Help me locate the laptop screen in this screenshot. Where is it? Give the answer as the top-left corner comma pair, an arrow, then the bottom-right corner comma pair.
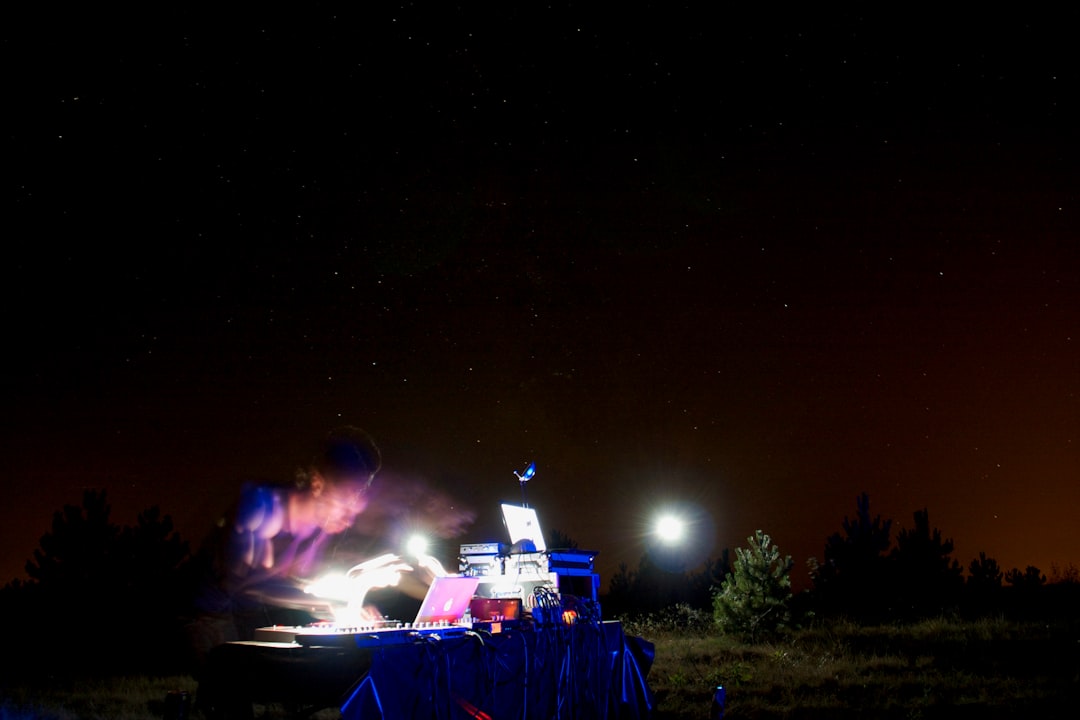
500,503 -> 547,552
413,575 -> 481,625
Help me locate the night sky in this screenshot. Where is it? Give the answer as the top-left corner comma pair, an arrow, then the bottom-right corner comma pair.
4,6 -> 1078,592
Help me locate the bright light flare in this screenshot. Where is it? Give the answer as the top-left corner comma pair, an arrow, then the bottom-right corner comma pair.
655,514 -> 686,544
303,572 -> 353,602
305,553 -> 413,609
405,533 -> 429,557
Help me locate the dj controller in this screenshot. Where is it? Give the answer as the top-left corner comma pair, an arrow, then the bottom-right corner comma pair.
249,619 -> 471,649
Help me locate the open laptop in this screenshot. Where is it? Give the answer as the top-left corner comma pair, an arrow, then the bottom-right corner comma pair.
500,503 -> 547,552
412,575 -> 481,626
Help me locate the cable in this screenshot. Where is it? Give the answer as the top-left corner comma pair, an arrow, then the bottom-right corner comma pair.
520,629 -> 529,720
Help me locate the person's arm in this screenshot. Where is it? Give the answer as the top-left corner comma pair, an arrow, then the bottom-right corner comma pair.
224,484 -> 292,599
233,484 -> 285,571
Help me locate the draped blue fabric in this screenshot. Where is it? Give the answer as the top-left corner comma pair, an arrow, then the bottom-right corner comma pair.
341,621 -> 654,720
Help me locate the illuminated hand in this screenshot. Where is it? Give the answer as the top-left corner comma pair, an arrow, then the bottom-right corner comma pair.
415,553 -> 446,580
304,553 -> 413,605
333,603 -> 385,627
389,553 -> 447,600
347,553 -> 414,588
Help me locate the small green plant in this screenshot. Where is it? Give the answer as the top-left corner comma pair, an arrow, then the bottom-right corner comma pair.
667,670 -> 689,688
713,530 -> 794,642
718,659 -> 754,687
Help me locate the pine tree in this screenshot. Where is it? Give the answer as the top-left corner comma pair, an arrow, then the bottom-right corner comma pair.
1005,565 -> 1046,590
25,489 -> 120,615
890,508 -> 963,617
967,552 -> 1003,592
811,492 -> 893,619
712,530 -> 793,642
18,489 -> 192,673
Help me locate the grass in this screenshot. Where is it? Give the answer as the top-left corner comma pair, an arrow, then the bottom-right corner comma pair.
3,614 -> 1077,719
0,675 -> 198,720
625,610 -> 1080,719
0,675 -> 345,720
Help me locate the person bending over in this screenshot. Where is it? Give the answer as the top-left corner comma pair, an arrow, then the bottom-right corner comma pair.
188,426 -> 384,661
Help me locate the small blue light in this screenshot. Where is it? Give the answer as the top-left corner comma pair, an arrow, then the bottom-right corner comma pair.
711,686 -> 726,719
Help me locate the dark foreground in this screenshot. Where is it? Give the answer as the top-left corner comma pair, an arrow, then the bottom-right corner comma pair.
635,614 -> 1080,719
2,617 -> 1078,719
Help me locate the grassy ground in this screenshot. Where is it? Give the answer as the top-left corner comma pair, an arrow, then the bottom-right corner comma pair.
0,675 -> 199,720
3,616 -> 1078,719
0,675 -> 344,720
626,612 -> 1080,719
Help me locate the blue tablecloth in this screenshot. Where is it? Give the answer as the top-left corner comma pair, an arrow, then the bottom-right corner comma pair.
341,621 -> 655,719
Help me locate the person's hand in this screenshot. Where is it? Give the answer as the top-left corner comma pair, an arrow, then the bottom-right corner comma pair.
346,553 -> 414,589
247,585 -> 337,618
303,554 -> 412,606
394,553 -> 446,599
333,603 -> 386,626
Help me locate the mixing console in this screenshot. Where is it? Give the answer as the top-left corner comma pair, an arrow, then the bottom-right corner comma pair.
253,620 -> 470,648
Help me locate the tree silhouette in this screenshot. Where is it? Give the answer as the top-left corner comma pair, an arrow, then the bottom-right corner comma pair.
810,492 -> 893,620
1048,562 -> 1079,585
604,549 -> 728,617
963,551 -> 1004,616
605,550 -> 682,615
114,505 -> 191,666
26,489 -> 121,617
686,551 -> 731,610
606,561 -> 635,613
547,528 -> 579,549
889,508 -> 963,618
11,489 -> 191,675
967,552 -> 1003,592
1005,565 -> 1046,590
118,505 -> 190,597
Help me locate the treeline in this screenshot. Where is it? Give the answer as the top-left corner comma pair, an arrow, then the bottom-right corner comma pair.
0,489 -> 193,677
604,492 -> 1080,624
807,492 -> 1076,622
3,489 -> 1077,677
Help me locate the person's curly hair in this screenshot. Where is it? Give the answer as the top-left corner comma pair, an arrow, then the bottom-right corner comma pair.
295,426 -> 381,488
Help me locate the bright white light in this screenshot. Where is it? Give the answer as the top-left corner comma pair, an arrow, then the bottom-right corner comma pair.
304,572 -> 351,601
655,514 -> 685,544
306,554 -> 412,607
406,534 -> 429,557
416,553 -> 447,577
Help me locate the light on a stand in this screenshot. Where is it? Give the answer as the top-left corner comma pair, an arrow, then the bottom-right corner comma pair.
655,514 -> 686,544
513,461 -> 536,507
405,534 -> 429,558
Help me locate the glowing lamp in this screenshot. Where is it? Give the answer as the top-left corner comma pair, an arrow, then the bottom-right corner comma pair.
655,514 -> 685,544
406,533 -> 429,558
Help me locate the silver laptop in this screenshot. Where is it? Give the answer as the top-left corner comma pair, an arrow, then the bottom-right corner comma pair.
500,503 -> 547,552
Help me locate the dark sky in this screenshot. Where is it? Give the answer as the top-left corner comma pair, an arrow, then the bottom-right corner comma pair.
4,6 -> 1078,591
